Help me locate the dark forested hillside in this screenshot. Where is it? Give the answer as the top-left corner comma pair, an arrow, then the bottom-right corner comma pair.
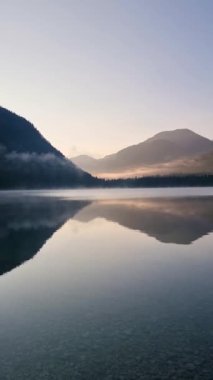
0,106 -> 63,156
0,106 -> 96,188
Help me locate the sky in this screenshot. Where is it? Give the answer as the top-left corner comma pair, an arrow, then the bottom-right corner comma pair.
1,0 -> 213,158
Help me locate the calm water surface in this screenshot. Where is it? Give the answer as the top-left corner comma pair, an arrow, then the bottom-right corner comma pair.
0,188 -> 213,380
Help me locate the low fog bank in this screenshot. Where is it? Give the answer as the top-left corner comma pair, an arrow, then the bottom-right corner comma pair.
0,145 -> 95,188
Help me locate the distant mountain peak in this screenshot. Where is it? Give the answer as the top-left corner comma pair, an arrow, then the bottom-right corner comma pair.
148,128 -> 208,142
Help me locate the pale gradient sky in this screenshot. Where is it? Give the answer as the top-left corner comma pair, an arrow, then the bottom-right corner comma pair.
1,0 -> 213,157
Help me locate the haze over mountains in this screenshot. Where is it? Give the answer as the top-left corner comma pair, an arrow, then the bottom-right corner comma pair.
0,105 -> 212,188
72,129 -> 213,179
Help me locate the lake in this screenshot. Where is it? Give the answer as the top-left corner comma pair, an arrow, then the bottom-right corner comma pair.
0,188 -> 213,380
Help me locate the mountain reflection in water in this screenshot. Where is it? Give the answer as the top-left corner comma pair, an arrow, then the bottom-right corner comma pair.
0,196 -> 90,276
0,194 -> 213,276
74,197 -> 213,244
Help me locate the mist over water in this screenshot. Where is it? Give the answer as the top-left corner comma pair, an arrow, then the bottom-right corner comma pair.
0,188 -> 213,380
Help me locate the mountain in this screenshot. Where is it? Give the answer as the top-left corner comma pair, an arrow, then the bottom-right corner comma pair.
72,129 -> 213,178
0,106 -> 63,157
1,107 -> 212,187
0,106 -> 95,188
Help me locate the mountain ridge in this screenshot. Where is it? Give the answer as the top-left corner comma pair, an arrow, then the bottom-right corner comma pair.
0,106 -> 64,157
72,129 -> 213,178
0,106 -> 95,188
